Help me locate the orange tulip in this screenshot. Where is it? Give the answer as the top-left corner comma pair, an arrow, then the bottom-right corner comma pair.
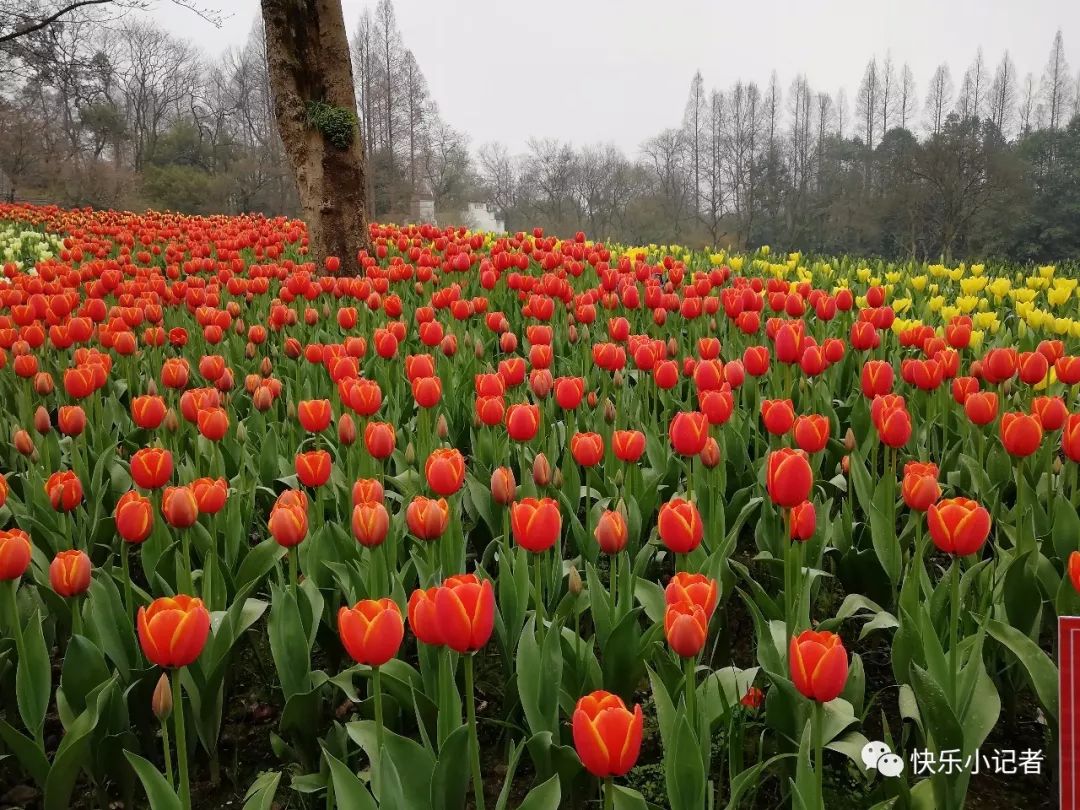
789,629 -> 849,702
352,478 -> 385,506
115,490 -> 153,543
131,447 -> 173,490
571,691 -> 643,778
657,497 -> 703,554
162,486 -> 199,528
295,450 -> 332,487
766,448 -> 813,508
57,405 -> 86,437
510,497 -> 562,553
132,395 -> 168,429
407,586 -> 443,646
425,448 -> 465,496
570,432 -> 605,467
50,549 -> 92,597
364,421 -> 396,459
137,595 -> 211,668
297,399 -> 332,432
999,411 -> 1043,457
45,470 -> 82,511
338,598 -> 404,666
406,496 -> 450,541
190,477 -> 228,514
594,509 -> 628,555
1069,551 -> 1080,595
664,600 -> 709,657
434,574 -> 495,653
351,502 -> 390,547
0,529 -> 32,581
928,498 -> 991,556
269,494 -> 308,547
902,462 -> 940,512
669,411 -> 709,455
664,572 -> 718,617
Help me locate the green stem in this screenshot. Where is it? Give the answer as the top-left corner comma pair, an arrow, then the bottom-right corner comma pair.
289,546 -> 299,596
173,668 -> 191,810
70,596 -> 82,637
814,700 -> 825,808
464,654 -> 485,810
161,713 -> 175,791
373,666 -> 384,755
949,560 -> 960,705
684,656 -> 696,723
121,542 -> 134,622
533,552 -> 545,639
603,776 -> 614,810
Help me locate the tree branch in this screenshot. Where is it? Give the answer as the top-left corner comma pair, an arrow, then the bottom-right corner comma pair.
1,0 -> 115,43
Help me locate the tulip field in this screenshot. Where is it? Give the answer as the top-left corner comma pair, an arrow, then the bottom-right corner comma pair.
0,202 -> 1072,809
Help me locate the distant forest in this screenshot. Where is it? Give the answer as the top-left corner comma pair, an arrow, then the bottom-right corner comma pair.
2,1 -> 1080,262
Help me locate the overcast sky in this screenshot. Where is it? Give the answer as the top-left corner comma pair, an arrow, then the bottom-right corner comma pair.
150,0 -> 1080,153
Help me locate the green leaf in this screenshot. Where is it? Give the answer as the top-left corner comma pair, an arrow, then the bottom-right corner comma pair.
59,634 -> 110,719
517,773 -> 561,810
517,617 -> 562,737
235,539 -> 287,595
16,609 -> 51,742
346,720 -> 435,809
430,724 -> 471,810
665,713 -> 706,810
241,771 -> 282,810
43,677 -> 117,810
722,753 -> 792,810
0,719 -> 49,787
985,617 -> 1059,722
612,785 -> 650,810
324,748 -> 378,810
869,477 -> 900,584
267,584 -> 311,700
124,751 -> 182,810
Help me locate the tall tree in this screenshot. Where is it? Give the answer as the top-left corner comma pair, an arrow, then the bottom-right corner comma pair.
260,0 -> 371,268
924,64 -> 953,135
898,64 -> 916,130
1041,29 -> 1072,131
682,70 -> 707,218
988,51 -> 1017,136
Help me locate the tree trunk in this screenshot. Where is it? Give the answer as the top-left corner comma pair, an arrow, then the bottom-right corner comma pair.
260,0 -> 371,273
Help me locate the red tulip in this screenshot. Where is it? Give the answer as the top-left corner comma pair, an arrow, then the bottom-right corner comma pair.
664,601 -> 708,657
928,498 -> 992,556
162,486 -> 199,528
766,448 -> 813,508
45,470 -> 82,511
594,509 -> 628,555
612,430 -> 646,463
964,391 -> 998,426
999,412 -> 1043,457
352,502 -> 390,547
902,462 -> 940,512
657,497 -> 703,553
408,586 -> 443,646
664,572 -> 718,617
434,574 -> 495,653
1032,396 -> 1067,431
50,549 -> 91,597
789,500 -> 816,541
0,529 -> 32,581
286,447 -> 330,488
789,630 -> 848,702
297,399 -> 332,432
406,496 -> 450,541
669,411 -> 709,456
364,422 -> 396,459
115,490 -> 153,543
571,691 -> 643,778
131,448 -> 173,490
338,599 -> 404,666
793,414 -> 830,454
761,399 -> 795,436
510,497 -> 562,553
138,595 -> 211,668
570,432 -> 604,467
506,403 -> 540,442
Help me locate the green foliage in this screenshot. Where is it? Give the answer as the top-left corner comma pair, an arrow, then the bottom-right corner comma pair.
306,101 -> 357,150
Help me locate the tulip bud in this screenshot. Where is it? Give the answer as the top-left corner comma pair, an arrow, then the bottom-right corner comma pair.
286,401 -> 296,420
613,370 -> 623,389
532,453 -> 551,487
1002,378 -> 1013,396
164,409 -> 179,432
603,399 -> 616,424
13,429 -> 33,455
491,467 -> 516,505
475,341 -> 485,359
587,391 -> 598,409
553,468 -> 564,488
843,428 -> 856,452
235,422 -> 248,443
253,386 -> 273,412
34,406 -> 51,435
437,414 -> 449,439
404,442 -> 415,465
568,565 -> 583,596
614,468 -> 624,487
339,413 -> 357,446
841,455 -> 850,475
1054,457 -> 1064,476
667,338 -> 679,357
700,437 -> 721,469
152,672 -> 173,721
34,372 -> 54,395
146,378 -> 159,396
322,303 -> 331,319
245,341 -> 256,359
568,325 -> 578,344
709,317 -> 718,331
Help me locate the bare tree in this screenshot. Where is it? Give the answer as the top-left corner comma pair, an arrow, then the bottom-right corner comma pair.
987,51 -> 1017,136
682,70 -> 707,218
897,64 -> 916,130
857,57 -> 878,149
1041,29 -> 1072,130
640,128 -> 691,239
1018,71 -> 1037,134
834,87 -> 848,138
877,53 -> 895,140
476,141 -> 516,222
1,1 -> 221,44
924,63 -> 953,135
